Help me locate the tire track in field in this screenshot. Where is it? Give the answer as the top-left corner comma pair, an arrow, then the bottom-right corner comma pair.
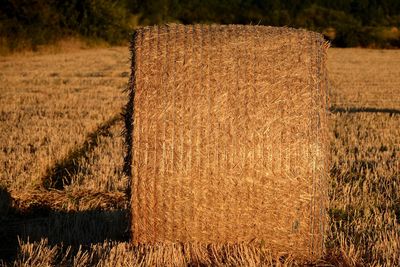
41,114 -> 122,190
330,106 -> 400,115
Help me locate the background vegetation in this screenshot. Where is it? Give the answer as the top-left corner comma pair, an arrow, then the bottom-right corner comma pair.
1,0 -> 400,52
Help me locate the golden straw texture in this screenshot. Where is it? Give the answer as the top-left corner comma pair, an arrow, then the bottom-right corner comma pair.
126,24 -> 329,261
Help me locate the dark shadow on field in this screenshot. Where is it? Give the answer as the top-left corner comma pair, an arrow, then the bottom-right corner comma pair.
330,106 -> 400,115
0,206 -> 129,263
41,114 -> 121,190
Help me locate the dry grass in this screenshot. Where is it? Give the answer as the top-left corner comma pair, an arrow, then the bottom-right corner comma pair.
0,46 -> 399,266
0,47 -> 129,191
328,112 -> 400,266
329,48 -> 400,110
0,37 -> 112,57
326,48 -> 400,266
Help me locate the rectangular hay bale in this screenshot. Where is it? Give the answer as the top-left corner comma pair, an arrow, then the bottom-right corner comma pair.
126,24 -> 329,261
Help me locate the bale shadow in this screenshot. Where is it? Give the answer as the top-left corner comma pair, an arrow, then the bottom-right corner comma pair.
0,206 -> 129,263
0,185 -> 12,219
41,115 -> 121,190
330,106 -> 400,115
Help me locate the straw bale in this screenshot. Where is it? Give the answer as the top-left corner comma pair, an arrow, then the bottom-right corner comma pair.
126,24 -> 329,261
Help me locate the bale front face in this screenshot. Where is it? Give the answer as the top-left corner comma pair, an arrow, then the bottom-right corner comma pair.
128,24 -> 329,261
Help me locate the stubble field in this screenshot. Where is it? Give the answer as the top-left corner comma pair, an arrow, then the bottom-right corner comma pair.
0,47 -> 399,266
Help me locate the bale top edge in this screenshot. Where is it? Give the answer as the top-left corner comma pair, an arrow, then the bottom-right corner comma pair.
131,23 -> 325,41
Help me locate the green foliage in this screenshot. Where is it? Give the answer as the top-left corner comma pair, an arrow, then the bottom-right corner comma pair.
295,5 -> 358,30
1,0 -> 400,50
0,0 -> 61,50
129,0 -> 400,48
334,24 -> 364,47
0,0 -> 133,51
56,0 -> 132,44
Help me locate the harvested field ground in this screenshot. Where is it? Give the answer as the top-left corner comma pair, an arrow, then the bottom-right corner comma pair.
0,47 -> 399,266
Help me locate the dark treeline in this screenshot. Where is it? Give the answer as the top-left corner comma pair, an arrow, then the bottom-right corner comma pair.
1,0 -> 400,52
0,0 -> 133,51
